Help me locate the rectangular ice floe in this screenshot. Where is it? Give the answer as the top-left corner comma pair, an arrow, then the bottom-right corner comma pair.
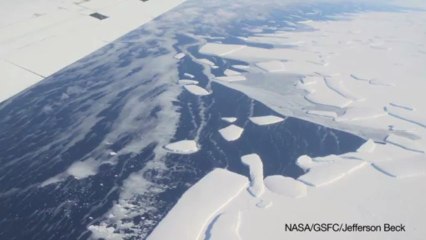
164,140 -> 199,154
148,168 -> 248,240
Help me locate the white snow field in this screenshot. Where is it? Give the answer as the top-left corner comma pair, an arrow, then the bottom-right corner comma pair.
183,84 -> 211,96
150,7 -> 426,240
164,140 -> 199,154
0,0 -> 186,102
151,140 -> 426,239
249,115 -> 284,126
218,124 -> 244,141
147,168 -> 249,240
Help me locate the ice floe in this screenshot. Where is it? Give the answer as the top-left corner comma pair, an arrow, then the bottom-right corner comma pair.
224,69 -> 242,76
218,124 -> 244,141
255,60 -> 286,72
199,43 -> 246,56
249,115 -> 284,126
215,75 -> 247,82
178,79 -> 199,85
206,212 -> 241,240
221,117 -> 237,123
196,58 -> 216,67
184,73 -> 195,78
372,154 -> 426,178
264,175 -> 307,198
385,134 -> 425,153
147,168 -> 248,240
306,110 -> 338,119
164,140 -> 199,154
297,155 -> 367,187
174,52 -> 186,60
183,84 -> 211,96
241,154 -> 265,197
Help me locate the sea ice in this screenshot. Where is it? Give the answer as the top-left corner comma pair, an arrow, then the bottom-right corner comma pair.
196,58 -> 216,67
206,212 -> 241,240
241,154 -> 265,197
255,60 -> 286,72
184,73 -> 195,78
224,69 -> 242,76
215,75 -> 247,82
183,84 -> 211,96
221,117 -> 237,123
264,175 -> 307,198
174,52 -> 186,60
249,115 -> 284,126
306,110 -> 338,119
218,125 -> 244,141
178,79 -> 199,85
385,134 -> 425,153
297,155 -> 367,187
199,43 -> 246,56
164,140 -> 199,154
147,168 -> 248,240
372,154 -> 426,178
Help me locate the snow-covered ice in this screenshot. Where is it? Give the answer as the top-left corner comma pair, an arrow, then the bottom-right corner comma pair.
241,154 -> 265,197
178,79 -> 199,85
218,125 -> 244,141
249,115 -> 284,126
224,69 -> 242,76
164,140 -> 199,154
206,212 -> 241,240
183,84 -> 211,96
255,60 -> 286,72
147,168 -> 248,240
174,52 -> 186,60
215,75 -> 247,82
297,155 -> 367,187
264,175 -> 307,198
221,117 -> 237,123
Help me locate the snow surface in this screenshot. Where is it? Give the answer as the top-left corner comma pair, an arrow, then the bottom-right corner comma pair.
249,115 -> 284,126
149,6 -> 426,240
183,84 -> 211,96
218,125 -> 244,141
241,154 -> 265,197
215,75 -> 247,82
264,175 -> 307,198
224,69 -> 242,76
147,168 -> 248,240
164,140 -> 199,154
255,60 -> 286,72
